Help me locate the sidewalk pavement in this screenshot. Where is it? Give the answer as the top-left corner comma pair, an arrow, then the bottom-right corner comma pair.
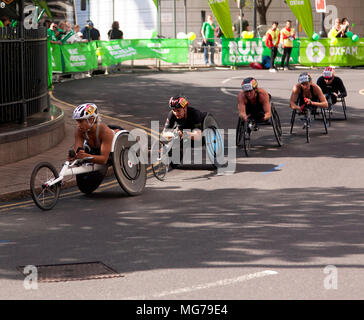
0,96 -> 137,202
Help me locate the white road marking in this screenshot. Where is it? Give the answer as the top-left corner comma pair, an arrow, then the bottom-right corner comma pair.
125,270 -> 278,299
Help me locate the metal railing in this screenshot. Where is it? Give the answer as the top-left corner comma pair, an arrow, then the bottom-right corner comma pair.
0,26 -> 49,124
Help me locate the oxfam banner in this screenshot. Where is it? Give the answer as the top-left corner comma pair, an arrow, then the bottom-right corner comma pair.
222,38 -> 300,66
98,39 -> 189,65
300,38 -> 364,66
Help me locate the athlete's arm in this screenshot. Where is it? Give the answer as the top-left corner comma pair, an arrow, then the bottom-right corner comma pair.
260,90 -> 272,120
237,91 -> 248,121
289,84 -> 301,110
311,84 -> 328,108
76,125 -> 114,164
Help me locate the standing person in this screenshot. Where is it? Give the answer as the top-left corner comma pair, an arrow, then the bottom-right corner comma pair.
67,24 -> 87,43
328,18 -> 344,38
201,15 -> 216,66
82,20 -> 100,41
233,13 -> 249,38
265,22 -> 280,72
47,22 -> 62,44
340,18 -> 350,37
108,21 -> 123,40
280,20 -> 295,70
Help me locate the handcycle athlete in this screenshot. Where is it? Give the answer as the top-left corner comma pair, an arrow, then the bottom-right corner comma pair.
236,77 -> 282,156
152,95 -> 223,179
30,103 -> 147,210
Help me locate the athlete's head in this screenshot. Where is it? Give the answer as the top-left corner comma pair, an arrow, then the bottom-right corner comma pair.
298,72 -> 312,87
73,103 -> 99,131
169,95 -> 188,119
323,66 -> 335,82
242,77 -> 258,98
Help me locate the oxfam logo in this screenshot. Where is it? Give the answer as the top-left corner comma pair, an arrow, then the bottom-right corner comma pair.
306,42 -> 326,63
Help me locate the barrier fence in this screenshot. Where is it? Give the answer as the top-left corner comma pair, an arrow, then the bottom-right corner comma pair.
49,37 -> 364,80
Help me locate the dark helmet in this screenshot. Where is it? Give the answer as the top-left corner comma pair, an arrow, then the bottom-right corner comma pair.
169,95 -> 189,109
241,77 -> 258,92
298,72 -> 312,84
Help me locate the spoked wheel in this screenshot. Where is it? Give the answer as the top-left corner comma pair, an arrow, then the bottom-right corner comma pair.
321,108 -> 328,134
30,162 -> 61,211
242,122 -> 252,157
236,118 -> 244,147
305,109 -> 311,143
151,141 -> 169,181
271,106 -> 283,147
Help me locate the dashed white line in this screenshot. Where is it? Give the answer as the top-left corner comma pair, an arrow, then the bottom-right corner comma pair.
125,270 -> 278,299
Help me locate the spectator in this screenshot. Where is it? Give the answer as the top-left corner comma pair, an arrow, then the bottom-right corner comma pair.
265,21 -> 280,72
201,15 -> 216,66
233,13 -> 249,38
82,20 -> 100,41
108,21 -> 123,40
67,24 -> 87,43
47,22 -> 62,44
0,16 -> 11,27
341,18 -> 351,37
328,18 -> 345,38
280,20 -> 295,70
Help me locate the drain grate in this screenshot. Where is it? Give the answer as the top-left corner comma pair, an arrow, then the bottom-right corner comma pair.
17,261 -> 123,283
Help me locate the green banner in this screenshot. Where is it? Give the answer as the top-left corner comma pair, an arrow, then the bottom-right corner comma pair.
61,42 -> 98,73
50,44 -> 63,72
300,38 -> 364,66
98,39 -> 189,65
152,0 -> 158,8
47,39 -> 52,89
286,0 -> 314,38
208,0 -> 234,39
222,38 -> 300,66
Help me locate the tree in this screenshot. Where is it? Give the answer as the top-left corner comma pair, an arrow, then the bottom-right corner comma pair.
256,0 -> 273,25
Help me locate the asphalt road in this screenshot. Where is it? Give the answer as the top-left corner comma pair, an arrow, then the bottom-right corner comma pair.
1,67 -> 364,300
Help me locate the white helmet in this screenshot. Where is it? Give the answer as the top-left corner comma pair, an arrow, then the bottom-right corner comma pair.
73,103 -> 98,120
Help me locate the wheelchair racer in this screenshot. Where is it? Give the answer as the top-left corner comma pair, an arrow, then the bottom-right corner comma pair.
69,103 -> 123,165
290,72 -> 328,112
316,67 -> 347,109
237,77 -> 271,123
162,95 -> 207,142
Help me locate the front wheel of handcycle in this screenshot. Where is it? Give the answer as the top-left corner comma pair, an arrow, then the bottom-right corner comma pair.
30,162 -> 61,211
151,141 -> 169,181
271,105 -> 283,147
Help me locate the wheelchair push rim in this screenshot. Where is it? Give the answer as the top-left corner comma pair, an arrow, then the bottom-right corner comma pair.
30,162 -> 61,211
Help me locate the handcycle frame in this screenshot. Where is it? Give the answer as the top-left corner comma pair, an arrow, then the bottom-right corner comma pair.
151,113 -> 224,181
326,95 -> 347,126
236,103 -> 283,157
290,105 -> 328,143
30,130 -> 147,210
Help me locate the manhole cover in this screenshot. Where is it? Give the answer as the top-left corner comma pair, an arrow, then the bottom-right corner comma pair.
17,261 -> 123,283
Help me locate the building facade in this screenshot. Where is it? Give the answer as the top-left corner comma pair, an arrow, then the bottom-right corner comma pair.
86,0 -> 363,40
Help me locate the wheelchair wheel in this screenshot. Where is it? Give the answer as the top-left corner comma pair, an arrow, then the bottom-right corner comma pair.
236,118 -> 244,147
151,141 -> 169,181
242,122 -> 251,157
321,108 -> 328,134
305,108 -> 311,143
30,162 -> 61,211
76,167 -> 108,195
112,132 -> 146,196
204,127 -> 224,167
341,97 -> 347,120
271,105 -> 283,147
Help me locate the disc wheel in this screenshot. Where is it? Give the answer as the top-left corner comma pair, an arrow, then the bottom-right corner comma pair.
30,162 -> 61,211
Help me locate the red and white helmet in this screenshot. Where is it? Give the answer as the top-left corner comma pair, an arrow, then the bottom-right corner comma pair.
323,66 -> 335,79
